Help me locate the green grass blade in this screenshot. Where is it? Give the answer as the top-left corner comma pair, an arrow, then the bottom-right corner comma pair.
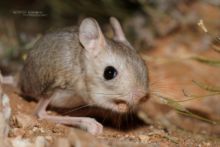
190,56 -> 220,67
154,94 -> 217,125
212,45 -> 220,53
193,80 -> 220,92
177,111 -> 217,125
181,90 -> 220,102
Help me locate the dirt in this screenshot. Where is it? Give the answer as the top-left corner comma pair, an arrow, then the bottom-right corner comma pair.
1,2 -> 220,146
1,35 -> 220,146
3,87 -> 219,147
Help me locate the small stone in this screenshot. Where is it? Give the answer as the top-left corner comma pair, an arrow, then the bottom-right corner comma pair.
45,136 -> 53,142
205,142 -> 211,146
35,136 -> 47,147
14,112 -> 37,129
138,134 -> 149,143
10,128 -> 26,137
125,134 -> 129,138
39,128 -> 45,133
54,138 -> 70,147
11,136 -> 33,147
0,93 -> 11,138
0,113 -> 9,138
32,127 -> 39,132
68,129 -> 108,147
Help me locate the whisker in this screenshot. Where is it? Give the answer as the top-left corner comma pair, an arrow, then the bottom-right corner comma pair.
149,80 -> 179,87
128,109 -> 132,126
125,112 -> 128,128
102,110 -> 108,124
61,95 -> 122,115
89,92 -> 124,96
150,82 -> 174,87
61,103 -> 95,115
118,114 -> 121,130
150,91 -> 180,100
86,91 -> 128,102
88,91 -> 130,97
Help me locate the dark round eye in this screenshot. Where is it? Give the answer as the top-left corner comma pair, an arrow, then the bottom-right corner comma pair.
103,66 -> 118,80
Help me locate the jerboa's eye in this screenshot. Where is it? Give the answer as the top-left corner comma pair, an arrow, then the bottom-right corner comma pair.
103,66 -> 118,80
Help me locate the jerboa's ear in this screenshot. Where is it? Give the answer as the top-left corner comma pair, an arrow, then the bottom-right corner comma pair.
79,18 -> 106,56
110,17 -> 133,49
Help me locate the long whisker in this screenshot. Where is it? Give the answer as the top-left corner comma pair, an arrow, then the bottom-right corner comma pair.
61,103 -> 94,115
150,91 -> 173,96
102,109 -> 108,124
95,92 -> 132,100
60,89 -> 137,116
91,92 -> 123,96
61,94 -> 123,115
87,90 -> 129,96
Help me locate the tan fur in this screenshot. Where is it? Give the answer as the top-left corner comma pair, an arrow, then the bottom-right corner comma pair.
20,17 -> 149,112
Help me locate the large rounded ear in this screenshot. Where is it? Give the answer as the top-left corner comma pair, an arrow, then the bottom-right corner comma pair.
79,18 -> 106,56
110,17 -> 133,49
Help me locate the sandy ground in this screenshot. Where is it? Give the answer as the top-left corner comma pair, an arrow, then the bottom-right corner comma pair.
1,36 -> 220,146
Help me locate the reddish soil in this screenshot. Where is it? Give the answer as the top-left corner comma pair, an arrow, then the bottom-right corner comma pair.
2,37 -> 220,146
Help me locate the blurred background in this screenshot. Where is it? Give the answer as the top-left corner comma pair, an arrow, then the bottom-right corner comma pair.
1,0 -> 220,141
0,0 -> 220,74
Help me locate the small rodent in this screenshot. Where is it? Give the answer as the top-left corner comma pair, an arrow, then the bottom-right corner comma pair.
19,17 -> 149,135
